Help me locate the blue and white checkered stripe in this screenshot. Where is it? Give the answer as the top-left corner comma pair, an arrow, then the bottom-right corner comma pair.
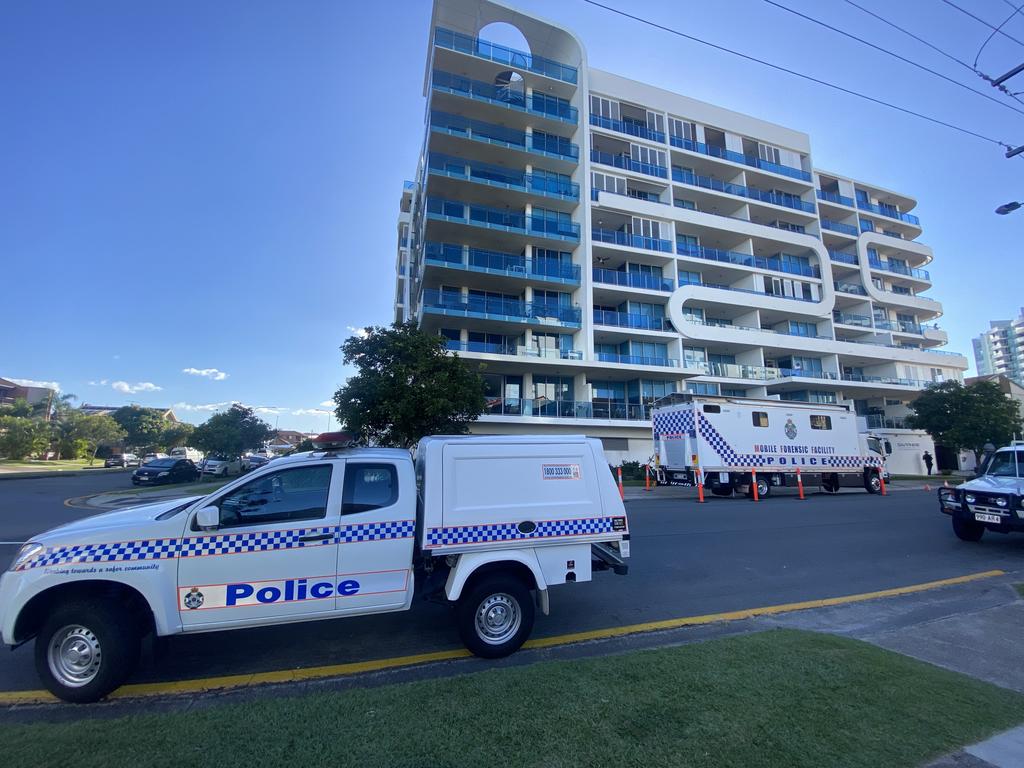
653,410 -> 695,440
19,520 -> 416,570
19,537 -> 180,571
426,516 -> 615,548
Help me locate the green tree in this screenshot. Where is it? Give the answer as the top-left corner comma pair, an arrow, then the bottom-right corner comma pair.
191,405 -> 272,457
0,416 -> 50,460
111,406 -> 167,453
161,422 -> 195,451
332,322 -> 486,448
907,380 -> 1023,463
0,398 -> 33,418
71,413 -> 126,463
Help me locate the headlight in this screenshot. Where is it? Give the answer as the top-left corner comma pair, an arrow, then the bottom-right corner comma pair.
996,497 -> 1008,508
9,542 -> 44,572
1019,498 -> 1024,509
965,493 -> 976,504
157,471 -> 170,477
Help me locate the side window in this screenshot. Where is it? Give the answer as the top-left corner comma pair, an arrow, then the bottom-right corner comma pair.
702,404 -> 721,414
752,412 -> 769,427
810,415 -> 832,430
343,463 -> 399,515
214,465 -> 333,528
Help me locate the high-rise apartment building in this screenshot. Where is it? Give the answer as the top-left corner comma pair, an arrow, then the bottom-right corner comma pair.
394,0 -> 968,460
973,310 -> 1024,386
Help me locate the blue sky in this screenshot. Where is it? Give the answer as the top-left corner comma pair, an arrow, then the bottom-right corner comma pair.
2,0 -> 1022,431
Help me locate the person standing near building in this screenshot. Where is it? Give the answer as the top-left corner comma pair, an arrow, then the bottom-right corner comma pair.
923,451 -> 934,475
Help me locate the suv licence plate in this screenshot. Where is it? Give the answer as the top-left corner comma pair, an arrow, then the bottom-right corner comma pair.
975,512 -> 1002,524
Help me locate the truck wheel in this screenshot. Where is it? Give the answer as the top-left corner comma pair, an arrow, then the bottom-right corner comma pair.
952,516 -> 985,542
456,576 -> 535,659
864,472 -> 881,494
745,478 -> 770,498
822,476 -> 839,494
34,600 -> 141,704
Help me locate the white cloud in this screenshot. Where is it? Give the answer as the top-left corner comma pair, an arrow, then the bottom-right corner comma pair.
112,381 -> 162,395
172,401 -> 232,413
252,406 -> 284,415
319,400 -> 335,408
182,367 -> 229,381
8,378 -> 61,391
292,408 -> 331,416
346,325 -> 369,339
87,379 -> 109,386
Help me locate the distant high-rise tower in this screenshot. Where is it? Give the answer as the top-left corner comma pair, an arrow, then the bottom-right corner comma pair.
973,310 -> 1024,387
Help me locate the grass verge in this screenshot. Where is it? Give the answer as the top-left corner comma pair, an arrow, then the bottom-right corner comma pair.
0,458 -> 111,473
2,629 -> 1022,768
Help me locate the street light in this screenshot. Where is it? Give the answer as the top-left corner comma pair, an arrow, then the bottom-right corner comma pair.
995,201 -> 1022,215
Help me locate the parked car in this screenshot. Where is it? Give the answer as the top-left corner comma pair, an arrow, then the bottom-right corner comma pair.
169,447 -> 203,463
131,459 -> 200,486
242,454 -> 271,471
939,441 -> 1024,541
104,454 -> 139,469
141,453 -> 169,465
200,455 -> 242,477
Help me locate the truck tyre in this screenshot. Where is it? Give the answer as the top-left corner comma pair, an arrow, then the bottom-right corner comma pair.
34,600 -> 141,704
456,576 -> 535,659
864,471 -> 881,494
822,475 -> 839,494
952,516 -> 985,542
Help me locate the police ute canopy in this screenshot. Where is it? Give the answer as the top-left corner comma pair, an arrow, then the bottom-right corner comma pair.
652,394 -> 890,497
0,433 -> 629,703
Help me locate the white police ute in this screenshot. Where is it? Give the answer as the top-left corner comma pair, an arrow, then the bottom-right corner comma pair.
0,433 -> 629,703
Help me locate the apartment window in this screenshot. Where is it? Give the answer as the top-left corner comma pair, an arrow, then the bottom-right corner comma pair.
590,95 -> 620,121
683,347 -> 707,369
931,368 -> 945,382
679,270 -> 701,285
810,415 -> 832,430
891,286 -> 911,295
682,307 -> 705,321
592,171 -> 626,196
809,391 -> 838,404
687,382 -> 720,396
885,399 -> 902,406
788,321 -> 817,337
859,218 -> 875,233
773,221 -> 806,234
631,216 -> 663,240
674,198 -> 697,210
440,328 -> 461,342
708,353 -> 736,365
752,412 -> 769,427
533,248 -> 573,278
532,130 -> 574,158
631,144 -> 666,169
669,118 -> 697,142
721,388 -> 747,397
855,189 -> 870,205
758,142 -> 782,165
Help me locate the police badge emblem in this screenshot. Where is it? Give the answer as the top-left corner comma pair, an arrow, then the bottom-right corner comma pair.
784,418 -> 798,440
183,587 -> 204,610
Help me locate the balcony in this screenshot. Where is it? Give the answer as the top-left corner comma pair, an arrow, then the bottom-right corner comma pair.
820,219 -> 859,236
422,289 -> 582,327
593,227 -> 673,253
864,414 -> 910,429
590,149 -> 667,179
427,153 -> 579,201
702,281 -> 817,303
431,70 -> 578,124
867,256 -> 930,280
592,267 -> 674,292
672,168 -> 815,213
589,113 -> 665,143
832,310 -> 872,327
834,280 -> 868,296
482,398 -> 652,421
433,27 -> 578,85
593,309 -> 673,331
676,241 -> 820,278
430,111 -> 580,162
816,189 -> 854,207
596,352 -> 680,367
425,242 -> 580,284
856,198 -> 920,226
828,249 -> 858,265
445,340 -> 583,360
426,197 -> 580,242
844,374 -> 933,389
668,135 -> 812,182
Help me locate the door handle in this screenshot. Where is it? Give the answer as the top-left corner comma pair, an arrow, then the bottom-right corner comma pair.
298,533 -> 333,543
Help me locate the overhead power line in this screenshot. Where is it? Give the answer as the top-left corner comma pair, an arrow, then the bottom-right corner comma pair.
579,0 -> 1016,150
763,0 -> 1024,118
971,1 -> 1024,68
939,0 -> 1024,54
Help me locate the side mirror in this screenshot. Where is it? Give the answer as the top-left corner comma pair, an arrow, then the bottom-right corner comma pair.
195,506 -> 219,531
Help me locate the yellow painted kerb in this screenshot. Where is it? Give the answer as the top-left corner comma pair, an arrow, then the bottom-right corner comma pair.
0,568 -> 1005,706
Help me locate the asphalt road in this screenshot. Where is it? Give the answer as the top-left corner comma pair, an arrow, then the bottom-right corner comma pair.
0,479 -> 1021,694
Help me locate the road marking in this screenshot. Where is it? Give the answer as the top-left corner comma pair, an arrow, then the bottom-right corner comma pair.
0,568 -> 1005,706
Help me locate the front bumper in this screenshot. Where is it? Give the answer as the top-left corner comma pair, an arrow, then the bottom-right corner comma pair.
132,475 -> 165,485
938,489 -> 1024,531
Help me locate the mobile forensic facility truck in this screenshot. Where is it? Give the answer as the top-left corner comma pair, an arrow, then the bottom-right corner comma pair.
0,433 -> 629,703
652,395 -> 890,497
